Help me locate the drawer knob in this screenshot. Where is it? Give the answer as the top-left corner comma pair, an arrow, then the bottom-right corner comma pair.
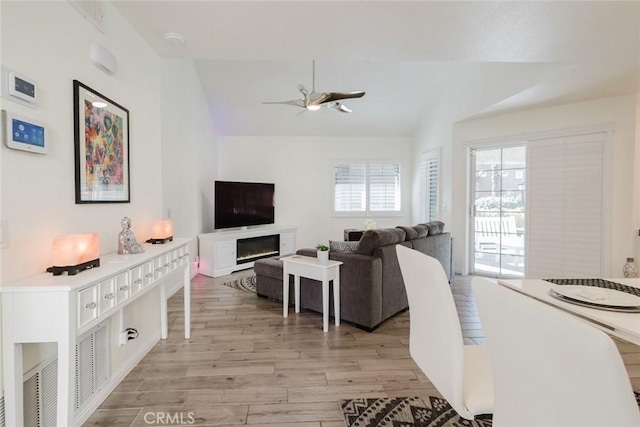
164,263 -> 170,267
85,302 -> 97,310
155,267 -> 163,272
120,285 -> 130,291
104,293 -> 115,300
134,279 -> 143,285
145,273 -> 153,279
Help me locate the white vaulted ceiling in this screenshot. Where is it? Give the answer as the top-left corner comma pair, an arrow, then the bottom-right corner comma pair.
114,1 -> 640,137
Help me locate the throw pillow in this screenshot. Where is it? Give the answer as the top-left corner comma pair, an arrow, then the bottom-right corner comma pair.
329,240 -> 359,253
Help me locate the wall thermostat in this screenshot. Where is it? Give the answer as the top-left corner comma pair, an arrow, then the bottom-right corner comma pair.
2,110 -> 47,154
8,70 -> 37,104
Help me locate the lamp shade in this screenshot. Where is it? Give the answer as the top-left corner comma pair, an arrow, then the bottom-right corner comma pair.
151,220 -> 173,240
51,233 -> 100,267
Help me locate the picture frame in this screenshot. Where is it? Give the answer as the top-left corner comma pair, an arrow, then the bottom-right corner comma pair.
73,80 -> 130,203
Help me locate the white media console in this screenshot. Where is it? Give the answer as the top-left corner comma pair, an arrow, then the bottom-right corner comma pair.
1,238 -> 191,426
198,226 -> 296,277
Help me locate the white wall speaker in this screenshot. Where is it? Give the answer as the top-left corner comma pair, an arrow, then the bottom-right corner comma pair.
89,41 -> 117,76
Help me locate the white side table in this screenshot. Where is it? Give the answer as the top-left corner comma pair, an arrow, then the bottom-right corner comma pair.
281,255 -> 343,332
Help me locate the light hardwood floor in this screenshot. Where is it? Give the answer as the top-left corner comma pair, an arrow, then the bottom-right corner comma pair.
84,272 -> 640,426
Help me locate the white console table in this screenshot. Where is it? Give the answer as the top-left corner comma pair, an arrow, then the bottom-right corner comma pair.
198,226 -> 296,277
1,238 -> 191,427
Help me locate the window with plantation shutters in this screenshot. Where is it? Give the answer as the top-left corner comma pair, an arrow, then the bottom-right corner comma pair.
334,163 -> 366,212
333,161 -> 401,216
369,163 -> 401,213
419,151 -> 440,222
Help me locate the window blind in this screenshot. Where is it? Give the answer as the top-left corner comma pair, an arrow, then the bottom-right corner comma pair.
334,163 -> 366,212
527,133 -> 605,278
333,162 -> 401,215
369,163 -> 401,212
419,154 -> 439,222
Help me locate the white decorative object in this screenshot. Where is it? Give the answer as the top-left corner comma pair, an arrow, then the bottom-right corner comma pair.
363,219 -> 377,230
317,250 -> 329,265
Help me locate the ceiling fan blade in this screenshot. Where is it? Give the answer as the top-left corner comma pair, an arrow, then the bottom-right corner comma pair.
261,99 -> 305,108
321,91 -> 366,104
328,102 -> 352,113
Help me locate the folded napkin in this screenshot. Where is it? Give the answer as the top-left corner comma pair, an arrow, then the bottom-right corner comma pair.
574,288 -> 608,302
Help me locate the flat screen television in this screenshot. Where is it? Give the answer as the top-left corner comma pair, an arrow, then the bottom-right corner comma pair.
214,180 -> 275,229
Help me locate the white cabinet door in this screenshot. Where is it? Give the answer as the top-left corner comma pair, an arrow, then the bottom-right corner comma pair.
214,240 -> 236,269
280,232 -> 296,256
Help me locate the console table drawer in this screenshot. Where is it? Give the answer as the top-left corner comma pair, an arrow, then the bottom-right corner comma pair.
154,256 -> 165,280
98,278 -> 116,315
143,260 -> 154,287
78,286 -> 98,329
130,266 -> 144,296
115,272 -> 130,304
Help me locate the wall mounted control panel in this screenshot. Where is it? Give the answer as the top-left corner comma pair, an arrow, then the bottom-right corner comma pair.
8,71 -> 37,103
2,110 -> 47,154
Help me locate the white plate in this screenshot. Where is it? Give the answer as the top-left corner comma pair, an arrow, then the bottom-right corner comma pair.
552,285 -> 640,308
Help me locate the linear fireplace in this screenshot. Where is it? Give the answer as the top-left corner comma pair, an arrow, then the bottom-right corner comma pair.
237,234 -> 280,264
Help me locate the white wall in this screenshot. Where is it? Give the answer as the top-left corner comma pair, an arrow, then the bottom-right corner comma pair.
0,1 -> 192,391
451,94 -> 638,276
161,60 -> 217,265
216,136 -> 413,249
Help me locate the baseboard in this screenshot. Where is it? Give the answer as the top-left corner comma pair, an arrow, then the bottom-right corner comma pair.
73,330 -> 161,426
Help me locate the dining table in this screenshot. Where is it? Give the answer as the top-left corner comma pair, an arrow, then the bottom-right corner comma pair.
497,278 -> 640,346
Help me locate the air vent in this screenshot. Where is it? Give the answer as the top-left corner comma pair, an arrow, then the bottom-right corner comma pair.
75,322 -> 109,411
68,1 -> 104,32
23,357 -> 58,427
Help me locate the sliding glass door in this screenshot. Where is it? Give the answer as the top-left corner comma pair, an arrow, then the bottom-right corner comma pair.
471,146 -> 526,277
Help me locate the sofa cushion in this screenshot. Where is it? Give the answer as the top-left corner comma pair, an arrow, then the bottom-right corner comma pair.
396,226 -> 418,240
253,257 -> 284,280
330,240 -> 359,253
412,224 -> 429,238
424,221 -> 445,235
355,228 -> 406,255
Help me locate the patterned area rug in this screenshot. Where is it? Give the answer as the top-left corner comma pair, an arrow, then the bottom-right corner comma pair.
340,397 -> 493,427
219,272 -> 257,294
341,393 -> 640,426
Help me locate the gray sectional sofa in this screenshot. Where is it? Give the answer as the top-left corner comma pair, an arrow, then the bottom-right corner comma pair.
254,221 -> 453,331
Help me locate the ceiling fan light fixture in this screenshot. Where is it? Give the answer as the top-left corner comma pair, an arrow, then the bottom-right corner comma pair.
306,104 -> 321,111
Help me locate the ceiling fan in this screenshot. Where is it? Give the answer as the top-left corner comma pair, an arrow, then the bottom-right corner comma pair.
262,60 -> 365,113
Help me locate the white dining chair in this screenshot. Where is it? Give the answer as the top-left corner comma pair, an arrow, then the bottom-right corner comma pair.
395,245 -> 493,419
471,277 -> 640,427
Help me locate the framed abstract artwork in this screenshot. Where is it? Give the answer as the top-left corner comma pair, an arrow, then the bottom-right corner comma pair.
73,80 -> 130,203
